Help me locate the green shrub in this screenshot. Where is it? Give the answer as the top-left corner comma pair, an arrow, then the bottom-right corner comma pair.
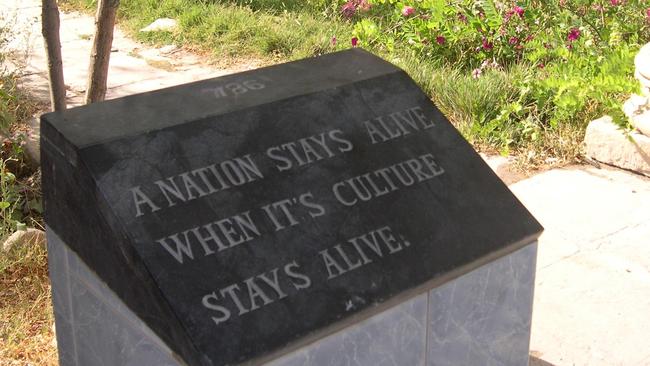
346,0 -> 648,159
60,0 -> 354,60
353,0 -> 649,67
0,77 -> 42,239
0,26 -> 42,240
63,0 -> 649,164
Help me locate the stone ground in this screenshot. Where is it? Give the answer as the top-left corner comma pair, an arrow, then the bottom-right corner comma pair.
516,167 -> 650,366
3,1 -> 650,366
1,1 -> 261,107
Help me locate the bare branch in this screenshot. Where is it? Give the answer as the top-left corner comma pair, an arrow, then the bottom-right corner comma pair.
85,0 -> 120,104
42,0 -> 66,111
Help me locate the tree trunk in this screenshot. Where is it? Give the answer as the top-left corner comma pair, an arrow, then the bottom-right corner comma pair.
42,0 -> 66,111
85,0 -> 120,104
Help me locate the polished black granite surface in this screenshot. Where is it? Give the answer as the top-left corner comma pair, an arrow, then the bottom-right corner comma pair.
42,49 -> 543,366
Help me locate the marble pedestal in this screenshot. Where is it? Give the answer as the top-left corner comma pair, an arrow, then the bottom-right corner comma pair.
48,227 -> 537,366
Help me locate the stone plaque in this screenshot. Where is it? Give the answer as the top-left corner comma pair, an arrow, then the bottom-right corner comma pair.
42,49 -> 542,366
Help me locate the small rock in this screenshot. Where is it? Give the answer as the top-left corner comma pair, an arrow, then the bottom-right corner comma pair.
623,94 -> 648,116
23,116 -> 40,168
585,116 -> 650,177
140,18 -> 178,33
2,228 -> 46,252
159,45 -> 178,54
636,70 -> 650,90
624,43 -> 650,137
51,323 -> 57,348
635,43 -> 650,81
623,88 -> 650,137
630,109 -> 650,137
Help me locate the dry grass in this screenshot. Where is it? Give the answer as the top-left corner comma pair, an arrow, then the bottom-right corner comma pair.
0,14 -> 56,362
0,242 -> 57,366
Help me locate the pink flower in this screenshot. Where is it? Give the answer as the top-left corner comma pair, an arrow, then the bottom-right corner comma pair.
436,36 -> 446,45
401,6 -> 415,17
567,28 -> 581,42
341,1 -> 356,18
357,0 -> 371,11
505,6 -> 524,22
331,36 -> 337,46
646,8 -> 650,22
351,37 -> 358,47
472,68 -> 482,79
538,63 -> 545,69
610,0 -> 621,5
509,36 -> 519,45
482,38 -> 494,51
514,6 -> 525,17
458,12 -> 468,23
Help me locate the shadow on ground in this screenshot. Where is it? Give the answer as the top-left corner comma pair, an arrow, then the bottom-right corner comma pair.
530,356 -> 556,366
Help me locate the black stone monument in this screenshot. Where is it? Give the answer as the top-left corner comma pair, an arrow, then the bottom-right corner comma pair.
42,49 -> 542,366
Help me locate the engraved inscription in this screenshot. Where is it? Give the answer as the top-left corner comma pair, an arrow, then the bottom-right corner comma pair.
127,104 -> 445,327
201,79 -> 266,99
131,154 -> 263,217
319,226 -> 410,280
202,262 -> 311,325
332,153 -> 444,207
266,129 -> 353,172
363,106 -> 434,144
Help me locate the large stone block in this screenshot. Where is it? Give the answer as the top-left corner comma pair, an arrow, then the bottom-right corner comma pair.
42,49 -> 542,365
585,116 -> 650,177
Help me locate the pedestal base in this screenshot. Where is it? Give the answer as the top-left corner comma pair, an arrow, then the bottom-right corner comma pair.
48,227 -> 537,366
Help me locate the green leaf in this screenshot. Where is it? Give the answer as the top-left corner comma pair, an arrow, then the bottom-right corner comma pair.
28,199 -> 43,214
480,0 -> 502,30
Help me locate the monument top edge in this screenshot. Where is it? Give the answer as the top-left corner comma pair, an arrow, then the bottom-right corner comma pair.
40,48 -> 402,149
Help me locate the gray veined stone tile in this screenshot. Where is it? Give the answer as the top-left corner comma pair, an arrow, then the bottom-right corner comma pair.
48,225 -> 537,366
268,292 -> 428,366
48,231 -> 79,366
51,308 -> 77,366
426,242 -> 537,366
47,228 -> 182,366
47,231 -> 73,325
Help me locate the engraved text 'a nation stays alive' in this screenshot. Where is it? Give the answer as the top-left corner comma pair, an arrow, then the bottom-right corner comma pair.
127,105 -> 444,326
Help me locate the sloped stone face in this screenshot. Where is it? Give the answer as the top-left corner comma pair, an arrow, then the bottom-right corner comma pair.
585,117 -> 650,177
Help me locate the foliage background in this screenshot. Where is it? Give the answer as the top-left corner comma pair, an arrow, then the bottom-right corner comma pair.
1,17 -> 53,366
65,0 -> 650,164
